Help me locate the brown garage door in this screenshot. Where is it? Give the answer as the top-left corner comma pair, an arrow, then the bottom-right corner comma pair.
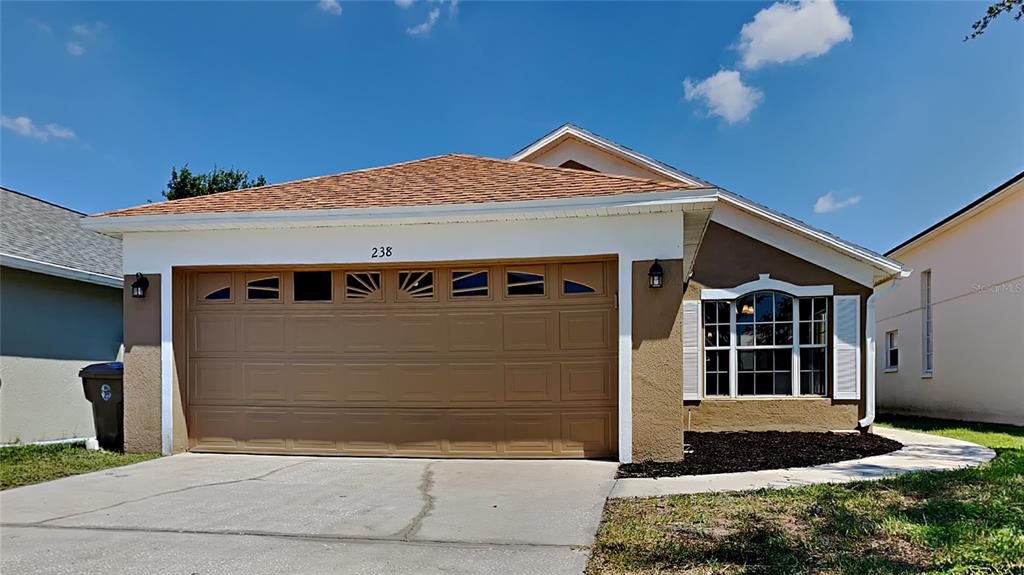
184,258 -> 617,458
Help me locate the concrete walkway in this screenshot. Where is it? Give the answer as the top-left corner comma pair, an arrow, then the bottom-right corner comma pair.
610,427 -> 996,498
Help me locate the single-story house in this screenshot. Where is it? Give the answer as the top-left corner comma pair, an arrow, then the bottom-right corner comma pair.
876,171 -> 1023,425
81,124 -> 909,462
1,187 -> 123,444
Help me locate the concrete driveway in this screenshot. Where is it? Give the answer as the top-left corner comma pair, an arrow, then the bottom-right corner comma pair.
0,454 -> 618,575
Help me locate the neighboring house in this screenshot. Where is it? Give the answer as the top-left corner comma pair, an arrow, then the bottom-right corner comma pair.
0,187 -> 124,444
82,124 -> 908,462
876,172 -> 1023,426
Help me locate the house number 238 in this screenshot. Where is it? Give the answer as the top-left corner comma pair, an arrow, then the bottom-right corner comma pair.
371,246 -> 393,258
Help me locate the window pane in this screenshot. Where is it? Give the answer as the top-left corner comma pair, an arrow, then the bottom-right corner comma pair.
738,373 -> 755,395
813,320 -> 827,345
755,373 -> 774,395
205,287 -> 230,300
704,302 -> 717,323
247,275 -> 280,300
718,326 -> 730,347
716,302 -> 731,322
346,272 -> 382,299
294,271 -> 332,301
737,295 -> 754,323
755,292 -> 774,322
775,294 -> 793,321
774,349 -> 792,371
755,324 -> 773,346
738,350 -> 755,372
755,350 -> 772,371
799,298 -> 812,321
775,324 -> 793,345
452,270 -> 489,297
799,323 -> 812,345
705,326 -> 717,346
813,297 -> 827,319
507,270 -> 544,296
563,280 -> 596,294
889,349 -> 899,367
774,373 -> 791,395
399,271 -> 435,299
738,324 -> 755,346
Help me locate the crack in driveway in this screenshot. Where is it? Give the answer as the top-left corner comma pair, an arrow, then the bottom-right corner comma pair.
32,459 -> 314,526
396,461 -> 437,541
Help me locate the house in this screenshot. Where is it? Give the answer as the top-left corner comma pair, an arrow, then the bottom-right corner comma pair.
1,187 -> 123,444
81,124 -> 908,462
876,171 -> 1023,426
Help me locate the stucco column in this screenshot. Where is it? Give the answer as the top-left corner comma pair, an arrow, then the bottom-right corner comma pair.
631,259 -> 684,462
123,274 -> 162,453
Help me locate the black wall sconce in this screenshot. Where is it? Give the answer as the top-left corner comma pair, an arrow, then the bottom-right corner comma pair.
648,260 -> 664,289
131,273 -> 150,298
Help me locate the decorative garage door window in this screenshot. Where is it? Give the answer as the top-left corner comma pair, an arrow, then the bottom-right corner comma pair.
346,271 -> 382,300
398,270 -> 435,301
293,271 -> 332,302
451,269 -> 488,297
246,274 -> 281,301
198,272 -> 232,302
506,266 -> 545,296
561,262 -> 604,296
701,290 -> 828,398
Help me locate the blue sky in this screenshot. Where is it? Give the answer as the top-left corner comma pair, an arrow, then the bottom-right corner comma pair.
2,1 -> 1021,253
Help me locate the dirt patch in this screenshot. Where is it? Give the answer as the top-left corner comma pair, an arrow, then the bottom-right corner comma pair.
618,431 -> 902,478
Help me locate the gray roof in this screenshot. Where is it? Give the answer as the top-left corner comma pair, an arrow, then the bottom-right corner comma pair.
1,187 -> 121,280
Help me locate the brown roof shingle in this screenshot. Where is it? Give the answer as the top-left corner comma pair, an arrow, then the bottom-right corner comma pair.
95,154 -> 695,218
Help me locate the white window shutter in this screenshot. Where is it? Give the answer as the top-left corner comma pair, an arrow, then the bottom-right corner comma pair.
682,299 -> 702,401
833,295 -> 861,400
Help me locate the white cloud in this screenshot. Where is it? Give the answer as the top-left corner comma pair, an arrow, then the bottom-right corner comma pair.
28,18 -> 52,33
813,191 -> 861,213
447,0 -> 459,16
683,70 -> 764,124
406,7 -> 440,36
738,0 -> 853,69
317,0 -> 343,15
395,0 -> 414,7
71,21 -> 106,38
66,41 -> 86,56
1,115 -> 76,142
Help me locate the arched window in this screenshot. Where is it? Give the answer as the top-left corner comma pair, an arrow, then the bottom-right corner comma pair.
702,289 -> 828,398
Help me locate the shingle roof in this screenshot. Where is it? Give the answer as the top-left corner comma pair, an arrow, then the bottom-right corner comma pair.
93,154 -> 694,218
1,187 -> 122,278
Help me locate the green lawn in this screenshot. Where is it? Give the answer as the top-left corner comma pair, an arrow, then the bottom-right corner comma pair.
0,442 -> 160,490
588,415 -> 1024,574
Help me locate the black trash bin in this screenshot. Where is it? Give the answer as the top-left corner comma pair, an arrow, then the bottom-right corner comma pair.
79,362 -> 124,452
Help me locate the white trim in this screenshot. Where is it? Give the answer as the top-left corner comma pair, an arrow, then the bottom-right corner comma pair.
860,292 -> 877,427
0,253 -> 122,288
700,274 -> 834,300
617,261 -> 633,462
0,436 -> 96,448
160,266 -> 173,456
82,189 -> 716,234
509,124 -> 706,187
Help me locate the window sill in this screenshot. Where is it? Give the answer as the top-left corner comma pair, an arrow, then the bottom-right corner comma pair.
883,367 -> 898,373
921,372 -> 933,380
700,396 -> 830,401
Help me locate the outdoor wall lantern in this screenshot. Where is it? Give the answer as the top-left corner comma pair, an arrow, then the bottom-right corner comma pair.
131,273 -> 150,298
648,260 -> 664,289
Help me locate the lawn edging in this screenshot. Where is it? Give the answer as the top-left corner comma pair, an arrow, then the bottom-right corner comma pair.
609,427 -> 994,498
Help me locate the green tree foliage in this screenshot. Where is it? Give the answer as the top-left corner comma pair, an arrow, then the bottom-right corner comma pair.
162,165 -> 268,201
967,0 -> 1023,40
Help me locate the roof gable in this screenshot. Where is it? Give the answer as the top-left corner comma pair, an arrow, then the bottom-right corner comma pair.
510,124 -> 708,187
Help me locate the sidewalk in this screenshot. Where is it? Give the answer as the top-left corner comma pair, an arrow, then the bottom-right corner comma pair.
610,427 -> 995,498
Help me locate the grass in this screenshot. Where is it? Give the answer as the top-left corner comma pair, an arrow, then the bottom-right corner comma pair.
0,442 -> 160,490
588,415 -> 1024,575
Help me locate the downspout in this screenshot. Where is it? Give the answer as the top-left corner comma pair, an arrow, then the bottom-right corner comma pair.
859,291 -> 878,429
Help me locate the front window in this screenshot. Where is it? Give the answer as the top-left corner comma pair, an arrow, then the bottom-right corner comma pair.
921,270 -> 933,375
703,290 -> 828,398
885,330 -> 899,371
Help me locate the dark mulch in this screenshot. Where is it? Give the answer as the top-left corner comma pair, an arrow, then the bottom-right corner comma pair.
617,431 -> 902,478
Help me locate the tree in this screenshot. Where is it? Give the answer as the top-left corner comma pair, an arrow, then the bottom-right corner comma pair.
162,165 -> 268,201
967,0 -> 1023,40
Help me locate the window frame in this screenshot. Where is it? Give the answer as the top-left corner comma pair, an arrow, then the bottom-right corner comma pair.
700,288 -> 831,399
884,329 -> 899,372
921,270 -> 933,377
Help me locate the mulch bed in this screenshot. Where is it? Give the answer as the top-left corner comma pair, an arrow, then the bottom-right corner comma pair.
617,431 -> 902,478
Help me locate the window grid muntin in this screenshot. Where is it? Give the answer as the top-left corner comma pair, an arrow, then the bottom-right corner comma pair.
345,271 -> 382,300
398,270 -> 435,300
703,291 -> 830,399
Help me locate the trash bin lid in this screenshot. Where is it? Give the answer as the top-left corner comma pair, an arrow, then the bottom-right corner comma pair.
79,362 -> 124,378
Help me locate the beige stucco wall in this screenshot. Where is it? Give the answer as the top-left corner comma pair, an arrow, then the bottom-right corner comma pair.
522,138 -> 673,181
876,183 -> 1023,425
682,223 -> 868,432
0,267 -> 123,444
631,259 -> 684,462
122,273 -> 163,453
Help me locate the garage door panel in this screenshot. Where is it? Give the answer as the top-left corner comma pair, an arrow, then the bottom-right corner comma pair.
448,363 -> 503,403
192,315 -> 237,354
243,362 -> 290,402
448,312 -> 501,353
502,311 -> 556,352
186,259 -> 617,459
190,360 -> 243,402
394,363 -> 446,403
560,309 -> 612,350
340,314 -> 390,353
338,363 -> 392,403
561,360 -> 614,402
504,362 -> 558,402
